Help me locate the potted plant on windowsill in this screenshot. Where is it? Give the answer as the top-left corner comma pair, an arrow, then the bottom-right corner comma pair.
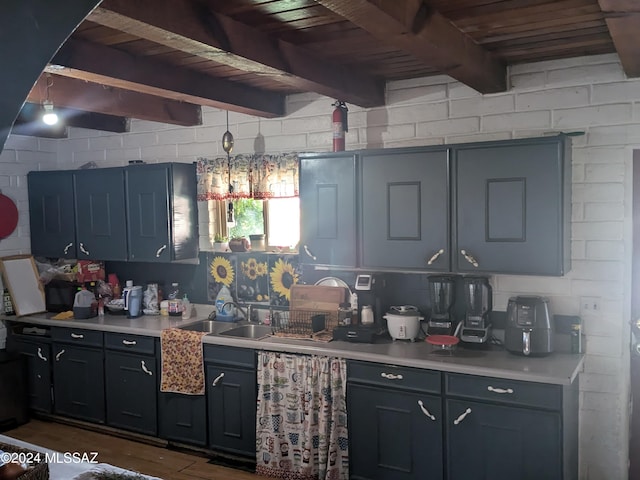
213,234 -> 229,252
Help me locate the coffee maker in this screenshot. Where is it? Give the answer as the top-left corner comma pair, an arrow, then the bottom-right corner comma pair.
427,275 -> 457,335
460,276 -> 492,343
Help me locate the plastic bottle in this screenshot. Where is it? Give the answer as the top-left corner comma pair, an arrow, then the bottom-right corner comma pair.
168,282 -> 181,299
215,285 -> 234,316
182,294 -> 191,320
168,282 -> 183,316
350,292 -> 359,325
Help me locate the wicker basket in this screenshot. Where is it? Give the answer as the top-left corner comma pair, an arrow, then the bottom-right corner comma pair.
0,442 -> 49,480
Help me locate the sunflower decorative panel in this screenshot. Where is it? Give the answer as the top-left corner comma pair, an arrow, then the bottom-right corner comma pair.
268,254 -> 301,307
207,252 -> 300,308
237,253 -> 270,304
207,252 -> 237,302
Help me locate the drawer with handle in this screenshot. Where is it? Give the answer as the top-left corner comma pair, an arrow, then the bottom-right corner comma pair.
445,373 -> 561,410
51,327 -> 103,347
348,360 -> 441,394
105,332 -> 155,355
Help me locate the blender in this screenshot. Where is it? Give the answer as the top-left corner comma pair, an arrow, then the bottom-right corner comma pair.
460,276 -> 492,343
427,275 -> 457,336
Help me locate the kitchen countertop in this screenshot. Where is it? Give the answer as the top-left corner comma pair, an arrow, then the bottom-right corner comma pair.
1,305 -> 584,386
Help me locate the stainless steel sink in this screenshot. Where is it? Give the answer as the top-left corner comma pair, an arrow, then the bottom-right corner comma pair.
179,320 -> 236,334
218,324 -> 273,340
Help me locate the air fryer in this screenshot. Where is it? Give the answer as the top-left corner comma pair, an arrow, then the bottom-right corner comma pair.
505,296 -> 553,356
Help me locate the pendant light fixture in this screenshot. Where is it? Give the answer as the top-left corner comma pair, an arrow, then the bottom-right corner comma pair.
41,74 -> 59,126
222,111 -> 235,223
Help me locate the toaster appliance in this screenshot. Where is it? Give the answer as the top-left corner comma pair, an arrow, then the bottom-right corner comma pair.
505,296 -> 553,356
45,279 -> 81,313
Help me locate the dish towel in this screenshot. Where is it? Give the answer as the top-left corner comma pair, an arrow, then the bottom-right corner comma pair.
160,328 -> 207,395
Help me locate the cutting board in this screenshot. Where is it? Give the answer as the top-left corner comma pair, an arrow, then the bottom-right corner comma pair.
289,284 -> 346,312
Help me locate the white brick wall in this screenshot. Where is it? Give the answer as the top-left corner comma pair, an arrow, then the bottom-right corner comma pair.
2,52 -> 637,479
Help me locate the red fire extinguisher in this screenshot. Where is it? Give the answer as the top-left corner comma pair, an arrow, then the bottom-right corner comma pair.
332,101 -> 348,152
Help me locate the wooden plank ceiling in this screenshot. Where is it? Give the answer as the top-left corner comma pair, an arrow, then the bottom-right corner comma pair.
16,0 -> 639,136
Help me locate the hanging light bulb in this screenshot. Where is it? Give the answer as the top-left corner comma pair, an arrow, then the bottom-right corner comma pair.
42,100 -> 59,126
222,110 -> 234,154
41,74 -> 59,126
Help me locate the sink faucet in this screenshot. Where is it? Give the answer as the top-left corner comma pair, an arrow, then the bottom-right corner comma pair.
221,302 -> 254,322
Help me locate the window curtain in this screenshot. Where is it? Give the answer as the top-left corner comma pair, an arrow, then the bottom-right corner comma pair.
255,352 -> 349,480
196,153 -> 299,201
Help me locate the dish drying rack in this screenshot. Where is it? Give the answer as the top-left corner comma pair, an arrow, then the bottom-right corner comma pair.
270,309 -> 338,342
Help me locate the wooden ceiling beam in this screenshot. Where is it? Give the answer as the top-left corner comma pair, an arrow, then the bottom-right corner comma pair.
314,0 -> 507,93
13,102 -> 129,137
87,0 -> 385,107
598,0 -> 640,77
27,75 -> 202,126
49,38 -> 285,118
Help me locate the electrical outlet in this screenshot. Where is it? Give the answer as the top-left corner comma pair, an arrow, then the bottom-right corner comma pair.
580,296 -> 600,313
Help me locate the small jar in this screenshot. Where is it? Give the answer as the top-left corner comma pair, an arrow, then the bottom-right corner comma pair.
571,321 -> 583,354
168,298 -> 182,316
338,302 -> 352,326
249,234 -> 266,251
160,300 -> 169,316
361,305 -> 374,325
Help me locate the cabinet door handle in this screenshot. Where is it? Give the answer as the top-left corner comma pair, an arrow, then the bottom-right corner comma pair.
460,249 -> 479,268
70,333 -> 84,339
380,372 -> 404,380
141,360 -> 153,376
63,242 -> 73,255
122,340 -> 137,346
417,400 -> 436,421
79,243 -> 90,256
55,349 -> 65,361
427,248 -> 445,265
303,245 -> 317,261
212,372 -> 225,386
37,348 -> 48,362
487,386 -> 514,394
155,245 -> 167,257
453,407 -> 472,425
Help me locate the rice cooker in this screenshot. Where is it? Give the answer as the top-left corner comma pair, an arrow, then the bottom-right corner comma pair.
383,305 -> 423,341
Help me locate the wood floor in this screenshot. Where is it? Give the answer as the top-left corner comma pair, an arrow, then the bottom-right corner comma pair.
4,419 -> 272,480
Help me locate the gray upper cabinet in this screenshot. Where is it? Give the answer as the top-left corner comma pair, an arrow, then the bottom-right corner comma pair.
28,170 -> 77,259
453,135 -> 571,276
126,163 -> 198,262
360,148 -> 450,271
74,167 -> 128,261
27,163 -> 198,263
299,152 -> 357,267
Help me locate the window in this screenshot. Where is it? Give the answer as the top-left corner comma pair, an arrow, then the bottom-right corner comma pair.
228,198 -> 300,249
266,197 -> 300,248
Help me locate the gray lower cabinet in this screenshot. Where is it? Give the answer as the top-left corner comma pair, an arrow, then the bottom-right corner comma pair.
453,135 -> 571,275
51,327 -> 105,423
156,333 -> 206,446
204,345 -> 257,457
6,334 -> 52,413
157,392 -> 207,446
105,333 -> 157,436
445,373 -> 578,480
360,148 -> 450,271
347,361 -> 443,479
299,152 -> 358,267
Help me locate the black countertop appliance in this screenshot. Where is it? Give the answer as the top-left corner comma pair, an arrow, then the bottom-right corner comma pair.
505,295 -> 553,356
